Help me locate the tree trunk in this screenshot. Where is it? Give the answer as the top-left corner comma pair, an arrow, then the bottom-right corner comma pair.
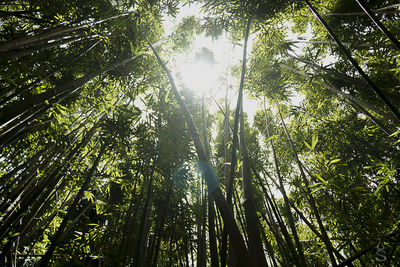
150,176 -> 173,266
305,0 -> 400,123
0,42 -> 163,128
254,165 -> 300,265
355,0 -> 400,51
197,178 -> 206,267
134,167 -> 156,267
238,106 -> 268,266
39,144 -> 106,266
201,96 -> 219,267
220,81 -> 235,267
236,17 -> 268,267
146,37 -> 254,267
0,13 -> 128,53
262,104 -> 306,266
278,105 -> 339,266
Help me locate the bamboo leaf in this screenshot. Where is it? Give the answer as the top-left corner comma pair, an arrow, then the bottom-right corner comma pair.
266,134 -> 278,142
84,191 -> 95,204
164,87 -> 171,103
309,182 -> 324,188
311,186 -> 323,194
312,134 -> 318,150
315,174 -> 327,183
330,159 -> 341,165
130,42 -> 135,55
304,141 -> 312,150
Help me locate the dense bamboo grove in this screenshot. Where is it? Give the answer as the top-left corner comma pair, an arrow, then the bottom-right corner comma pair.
1,0 -> 400,266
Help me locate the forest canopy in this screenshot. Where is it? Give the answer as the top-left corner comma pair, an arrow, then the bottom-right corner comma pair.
0,0 -> 400,266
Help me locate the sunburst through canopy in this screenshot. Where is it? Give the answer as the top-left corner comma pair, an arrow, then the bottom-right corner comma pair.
178,47 -> 218,95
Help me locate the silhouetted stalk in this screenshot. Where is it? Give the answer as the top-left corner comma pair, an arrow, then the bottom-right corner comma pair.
239,103 -> 268,266
220,84 -> 232,267
119,172 -> 141,263
253,164 -> 300,265
235,16 -> 268,267
201,96 -> 218,267
146,37 -> 254,266
355,0 -> 400,51
208,197 -> 219,267
280,59 -> 397,121
262,101 -> 306,266
259,219 -> 278,267
305,0 -> 400,123
287,198 -> 348,261
197,177 -> 206,267
39,144 -> 106,266
233,188 -> 249,245
134,166 -> 155,267
259,211 -> 290,266
278,105 -> 338,266
0,13 -> 128,53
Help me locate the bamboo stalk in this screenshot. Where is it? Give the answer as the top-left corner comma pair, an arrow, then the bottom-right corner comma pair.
305,0 -> 400,123
355,0 -> 400,51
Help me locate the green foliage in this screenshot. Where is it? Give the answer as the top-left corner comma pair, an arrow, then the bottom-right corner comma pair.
1,0 -> 400,266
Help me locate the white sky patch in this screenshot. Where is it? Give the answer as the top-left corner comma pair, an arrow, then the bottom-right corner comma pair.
171,32 -> 260,126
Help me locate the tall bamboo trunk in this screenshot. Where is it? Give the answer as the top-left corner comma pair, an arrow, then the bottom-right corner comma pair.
263,103 -> 306,265
355,0 -> 400,51
39,144 -> 106,266
197,99 -> 207,267
0,13 -> 128,52
254,164 -> 299,265
197,179 -> 206,267
150,176 -> 173,266
0,41 -> 164,128
201,96 -> 219,267
146,38 -> 254,266
134,167 -> 156,267
304,0 -> 400,123
238,106 -> 268,266
208,197 -> 219,267
278,105 -> 339,265
233,188 -> 248,245
119,172 -> 141,264
235,17 -> 268,266
220,75 -> 236,267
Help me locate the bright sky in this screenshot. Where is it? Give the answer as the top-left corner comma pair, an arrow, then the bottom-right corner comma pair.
164,3 -> 260,125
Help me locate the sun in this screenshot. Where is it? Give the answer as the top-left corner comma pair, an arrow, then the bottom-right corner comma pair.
179,61 -> 217,95
177,47 -> 219,95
